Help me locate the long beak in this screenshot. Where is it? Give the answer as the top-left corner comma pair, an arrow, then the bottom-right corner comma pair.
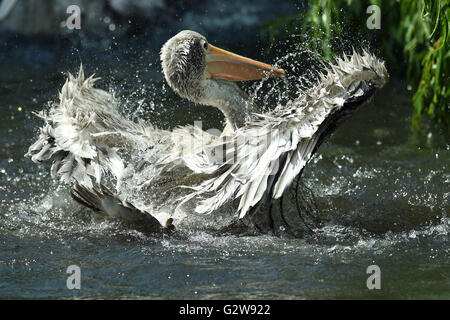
205,44 -> 285,81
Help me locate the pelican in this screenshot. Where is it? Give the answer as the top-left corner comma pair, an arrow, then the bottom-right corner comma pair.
26,30 -> 388,235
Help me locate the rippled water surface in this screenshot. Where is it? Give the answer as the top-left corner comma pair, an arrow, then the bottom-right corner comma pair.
0,48 -> 449,299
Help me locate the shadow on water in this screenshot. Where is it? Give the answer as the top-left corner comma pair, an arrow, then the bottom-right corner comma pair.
0,33 -> 448,299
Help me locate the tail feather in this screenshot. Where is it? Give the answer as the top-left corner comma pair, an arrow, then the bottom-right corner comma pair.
71,184 -> 175,235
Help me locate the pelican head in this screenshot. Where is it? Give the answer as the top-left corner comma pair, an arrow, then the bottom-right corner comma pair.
161,30 -> 284,131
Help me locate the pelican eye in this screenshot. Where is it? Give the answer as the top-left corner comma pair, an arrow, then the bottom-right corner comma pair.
200,39 -> 208,51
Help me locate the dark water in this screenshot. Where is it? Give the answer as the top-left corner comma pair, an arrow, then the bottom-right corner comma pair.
0,47 -> 449,299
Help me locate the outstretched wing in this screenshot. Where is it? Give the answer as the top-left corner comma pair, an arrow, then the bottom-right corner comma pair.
25,66 -> 168,189
177,51 -> 388,218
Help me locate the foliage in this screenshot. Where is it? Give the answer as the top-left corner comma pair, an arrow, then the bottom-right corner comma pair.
405,0 -> 449,130
261,0 -> 450,132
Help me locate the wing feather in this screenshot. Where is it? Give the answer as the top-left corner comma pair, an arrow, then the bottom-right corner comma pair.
176,51 -> 388,219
